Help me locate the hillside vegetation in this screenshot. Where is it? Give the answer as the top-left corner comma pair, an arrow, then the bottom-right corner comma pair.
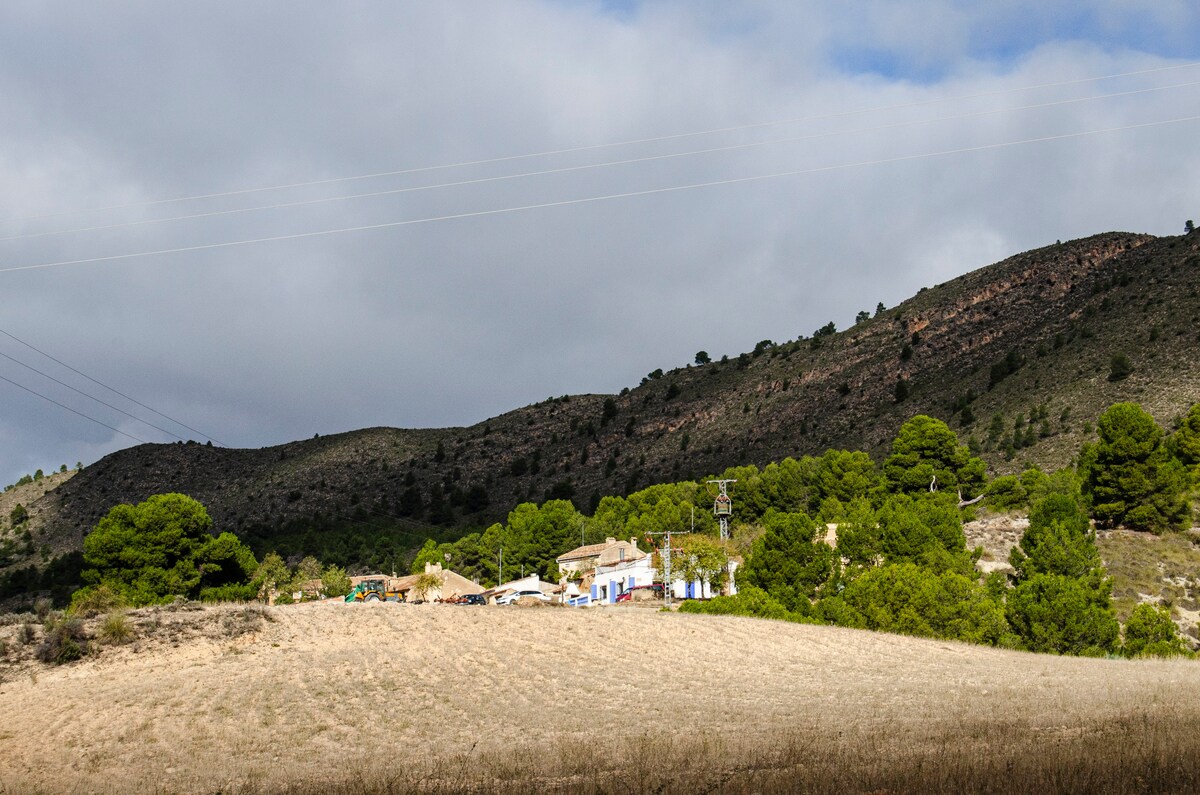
5,230 -> 1200,589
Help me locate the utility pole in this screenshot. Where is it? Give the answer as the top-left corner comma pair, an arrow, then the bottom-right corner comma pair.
647,508 -> 691,607
498,547 -> 503,586
707,479 -> 737,540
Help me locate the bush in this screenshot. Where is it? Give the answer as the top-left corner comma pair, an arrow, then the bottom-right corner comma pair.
98,611 -> 134,645
1009,494 -> 1099,582
1005,573 -> 1119,656
18,622 -> 36,645
1108,353 -> 1133,382
985,475 -> 1027,511
742,511 -> 834,611
33,597 -> 52,620
198,583 -> 257,602
222,605 -> 271,637
678,587 -> 812,623
322,565 -> 352,598
830,563 -> 1009,646
1123,603 -> 1189,658
68,583 -> 128,617
36,618 -> 88,664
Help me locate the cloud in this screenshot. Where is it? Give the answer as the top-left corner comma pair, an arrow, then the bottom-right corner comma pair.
0,1 -> 1197,485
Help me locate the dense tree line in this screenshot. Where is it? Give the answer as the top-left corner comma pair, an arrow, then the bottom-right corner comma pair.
683,406 -> 1198,658
8,399 -> 1197,662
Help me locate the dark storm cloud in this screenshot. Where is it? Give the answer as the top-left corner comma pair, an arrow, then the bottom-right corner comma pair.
1,1 -> 1198,484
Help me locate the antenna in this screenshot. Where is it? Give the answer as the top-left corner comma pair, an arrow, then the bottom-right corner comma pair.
707,479 -> 737,540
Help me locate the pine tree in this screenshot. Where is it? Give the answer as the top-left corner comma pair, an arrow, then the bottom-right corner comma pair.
743,510 -> 834,611
1080,403 -> 1188,532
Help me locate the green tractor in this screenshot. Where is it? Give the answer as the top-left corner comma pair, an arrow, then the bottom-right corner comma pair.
344,578 -> 403,603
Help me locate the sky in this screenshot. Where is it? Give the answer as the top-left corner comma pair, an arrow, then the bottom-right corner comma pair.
1,1 -> 1199,485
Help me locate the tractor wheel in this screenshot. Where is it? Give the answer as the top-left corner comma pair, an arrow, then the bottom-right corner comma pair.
366,594 -> 380,602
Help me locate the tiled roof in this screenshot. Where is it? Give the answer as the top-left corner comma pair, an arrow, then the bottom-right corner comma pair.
557,540 -> 614,561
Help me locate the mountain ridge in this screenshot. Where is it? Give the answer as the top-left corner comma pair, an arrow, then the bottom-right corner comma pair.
6,228 -> 1200,571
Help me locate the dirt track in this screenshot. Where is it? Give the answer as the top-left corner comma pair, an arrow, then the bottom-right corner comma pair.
1,601 -> 1197,793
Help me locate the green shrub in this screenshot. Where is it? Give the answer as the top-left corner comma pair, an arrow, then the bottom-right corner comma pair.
678,587 -> 814,624
1123,603 -> 1189,658
98,611 -> 134,645
68,583 -> 128,617
321,565 -> 352,597
830,563 -> 1008,646
198,583 -> 257,603
985,475 -> 1027,511
1005,573 -> 1119,656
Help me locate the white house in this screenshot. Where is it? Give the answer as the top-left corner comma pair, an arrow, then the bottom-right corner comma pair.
556,536 -> 646,575
584,554 -> 740,605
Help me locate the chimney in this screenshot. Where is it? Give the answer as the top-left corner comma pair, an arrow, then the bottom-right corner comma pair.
425,562 -> 443,574
629,538 -> 638,552
606,537 -> 616,545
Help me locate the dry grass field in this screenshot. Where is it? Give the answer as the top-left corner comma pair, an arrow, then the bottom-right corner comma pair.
2,601 -> 1199,794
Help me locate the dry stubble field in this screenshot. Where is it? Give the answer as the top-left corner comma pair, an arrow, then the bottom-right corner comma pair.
2,601 -> 1199,794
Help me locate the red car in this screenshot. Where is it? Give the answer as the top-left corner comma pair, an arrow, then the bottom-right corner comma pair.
615,584 -> 664,602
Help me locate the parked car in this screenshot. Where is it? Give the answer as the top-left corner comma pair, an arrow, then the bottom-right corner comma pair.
497,589 -> 551,605
615,584 -> 665,603
458,594 -> 486,605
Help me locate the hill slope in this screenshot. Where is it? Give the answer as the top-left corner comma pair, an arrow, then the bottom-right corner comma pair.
1,602 -> 1198,793
10,230 -> 1200,569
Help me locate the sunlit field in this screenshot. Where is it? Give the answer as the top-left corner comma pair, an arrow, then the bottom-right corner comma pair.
2,600 -> 1198,794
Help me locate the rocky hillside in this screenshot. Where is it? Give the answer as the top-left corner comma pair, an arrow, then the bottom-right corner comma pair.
9,229 -> 1200,568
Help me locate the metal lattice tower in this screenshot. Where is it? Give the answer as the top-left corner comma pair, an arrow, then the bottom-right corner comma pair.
707,479 -> 736,540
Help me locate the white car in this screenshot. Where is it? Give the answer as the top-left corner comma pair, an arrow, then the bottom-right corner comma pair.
496,589 -> 551,605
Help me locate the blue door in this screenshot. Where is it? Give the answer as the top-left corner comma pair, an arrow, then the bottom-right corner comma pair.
590,584 -> 598,601
609,580 -> 617,603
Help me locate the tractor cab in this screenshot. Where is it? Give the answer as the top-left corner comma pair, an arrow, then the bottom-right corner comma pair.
346,579 -> 387,602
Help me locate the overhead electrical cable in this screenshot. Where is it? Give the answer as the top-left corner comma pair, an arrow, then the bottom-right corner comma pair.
0,348 -> 187,442
0,327 -> 225,445
6,79 -> 1197,243
2,113 -> 1196,276
4,60 -> 1198,225
0,371 -> 149,444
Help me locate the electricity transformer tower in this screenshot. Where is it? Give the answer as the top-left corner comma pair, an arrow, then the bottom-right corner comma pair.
707,479 -> 737,540
646,506 -> 694,607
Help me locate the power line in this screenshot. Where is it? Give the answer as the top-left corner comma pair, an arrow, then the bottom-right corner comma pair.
0,371 -> 149,444
4,60 -> 1197,225
0,347 -> 185,442
2,113 -> 1196,276
8,78 -> 1197,244
0,327 -> 225,445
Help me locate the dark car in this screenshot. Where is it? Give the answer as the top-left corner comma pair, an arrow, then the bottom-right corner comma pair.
459,593 -> 486,605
